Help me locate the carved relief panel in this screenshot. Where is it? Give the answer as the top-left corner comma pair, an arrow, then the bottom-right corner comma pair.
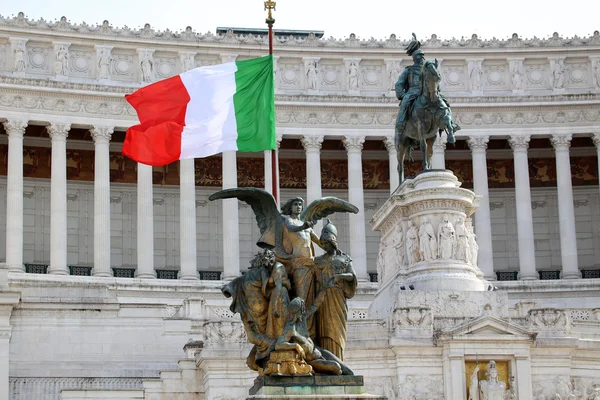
442,61 -> 467,91
565,57 -> 590,88
319,60 -> 343,91
110,49 -> 135,81
0,42 -> 7,70
483,61 -> 509,91
68,46 -> 93,78
153,53 -> 177,80
278,60 -> 302,90
25,42 -> 51,75
524,59 -> 550,89
360,61 -> 384,91
196,56 -> 219,67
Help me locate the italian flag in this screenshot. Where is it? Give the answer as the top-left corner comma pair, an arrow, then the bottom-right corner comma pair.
123,55 -> 275,166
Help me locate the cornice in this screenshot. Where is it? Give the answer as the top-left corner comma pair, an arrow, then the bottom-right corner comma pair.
1,13 -> 599,51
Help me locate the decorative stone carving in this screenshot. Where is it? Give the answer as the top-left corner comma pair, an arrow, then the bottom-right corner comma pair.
392,306 -> 433,332
454,216 -> 471,263
53,42 -> 70,76
3,119 -> 28,136
396,375 -> 445,400
508,135 -> 531,151
138,49 -> 154,83
386,60 -> 402,91
342,135 -> 365,152
304,58 -> 319,90
509,58 -> 525,91
437,214 -> 455,260
551,58 -> 566,89
91,126 -> 114,143
371,171 -> 487,291
47,123 -> 71,140
467,220 -> 479,266
178,51 -> 196,72
406,219 -> 420,265
419,217 -> 438,261
532,376 -> 585,400
376,238 -> 387,283
346,59 -> 361,91
96,46 -> 113,79
527,308 -> 570,333
393,226 -> 405,267
591,57 -> 600,89
468,59 -> 484,92
300,135 -> 324,151
10,39 -> 27,73
203,321 -> 247,346
550,133 -> 572,150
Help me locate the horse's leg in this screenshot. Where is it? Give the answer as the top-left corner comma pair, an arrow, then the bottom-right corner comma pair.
426,136 -> 435,170
396,130 -> 406,183
420,136 -> 428,171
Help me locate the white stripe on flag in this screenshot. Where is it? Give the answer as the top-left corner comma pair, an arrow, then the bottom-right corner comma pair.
179,62 -> 239,159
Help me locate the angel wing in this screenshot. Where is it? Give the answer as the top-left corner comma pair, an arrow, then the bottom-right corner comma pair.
299,197 -> 359,223
208,187 -> 280,249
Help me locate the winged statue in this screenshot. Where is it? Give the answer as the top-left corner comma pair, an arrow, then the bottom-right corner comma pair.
208,187 -> 359,268
209,187 -> 359,375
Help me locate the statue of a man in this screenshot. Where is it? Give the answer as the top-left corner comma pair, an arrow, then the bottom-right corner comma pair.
419,217 -> 437,261
395,34 -> 457,142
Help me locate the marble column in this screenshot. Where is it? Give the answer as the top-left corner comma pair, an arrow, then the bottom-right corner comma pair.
179,158 -> 198,280
593,133 -> 600,209
136,164 -> 155,278
264,150 -> 273,194
431,133 -> 447,170
384,136 -> 399,195
509,135 -> 537,280
551,134 -> 580,279
222,151 -> 240,280
301,135 -> 324,203
468,136 -> 495,280
91,126 -> 113,277
343,136 -> 368,282
2,120 -> 27,273
48,123 -> 71,275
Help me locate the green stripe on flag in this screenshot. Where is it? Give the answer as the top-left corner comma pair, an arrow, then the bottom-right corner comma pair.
233,55 -> 276,152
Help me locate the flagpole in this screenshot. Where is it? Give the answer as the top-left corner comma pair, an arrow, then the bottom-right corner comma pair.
265,0 -> 279,205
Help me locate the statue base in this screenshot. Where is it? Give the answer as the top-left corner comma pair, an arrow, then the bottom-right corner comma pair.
248,375 -> 385,398
370,170 -> 489,292
262,350 -> 313,376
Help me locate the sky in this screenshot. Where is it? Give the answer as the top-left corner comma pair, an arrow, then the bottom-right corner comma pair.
2,0 -> 599,41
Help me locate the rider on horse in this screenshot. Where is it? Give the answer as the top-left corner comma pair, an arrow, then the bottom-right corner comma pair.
395,35 -> 459,143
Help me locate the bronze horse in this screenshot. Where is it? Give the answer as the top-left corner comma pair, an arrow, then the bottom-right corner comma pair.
395,59 -> 457,182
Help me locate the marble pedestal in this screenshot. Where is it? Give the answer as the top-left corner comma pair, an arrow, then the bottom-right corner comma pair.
370,170 -> 489,292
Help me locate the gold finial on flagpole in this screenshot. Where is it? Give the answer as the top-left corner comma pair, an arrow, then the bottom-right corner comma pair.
264,0 -> 276,25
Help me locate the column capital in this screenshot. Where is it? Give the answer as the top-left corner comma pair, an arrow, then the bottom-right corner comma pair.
47,123 -> 71,141
592,133 -> 600,148
91,126 -> 114,144
468,135 -> 490,152
432,133 -> 447,152
509,135 -> 530,151
220,53 -> 238,64
301,135 -> 324,151
550,133 -> 572,150
276,134 -> 283,150
3,120 -> 27,137
342,135 -> 365,152
383,135 -> 396,153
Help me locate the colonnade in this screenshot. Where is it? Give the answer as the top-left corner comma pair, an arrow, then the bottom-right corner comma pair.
2,119 -> 598,281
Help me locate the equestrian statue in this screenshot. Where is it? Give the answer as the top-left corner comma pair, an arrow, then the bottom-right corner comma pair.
395,33 -> 461,182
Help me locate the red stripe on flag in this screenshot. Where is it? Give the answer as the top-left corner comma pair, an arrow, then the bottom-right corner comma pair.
122,75 -> 191,166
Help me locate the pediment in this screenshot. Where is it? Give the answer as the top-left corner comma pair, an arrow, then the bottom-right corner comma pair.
437,315 -> 536,341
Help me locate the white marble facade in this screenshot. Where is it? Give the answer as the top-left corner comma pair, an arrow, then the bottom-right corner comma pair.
0,13 -> 599,400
